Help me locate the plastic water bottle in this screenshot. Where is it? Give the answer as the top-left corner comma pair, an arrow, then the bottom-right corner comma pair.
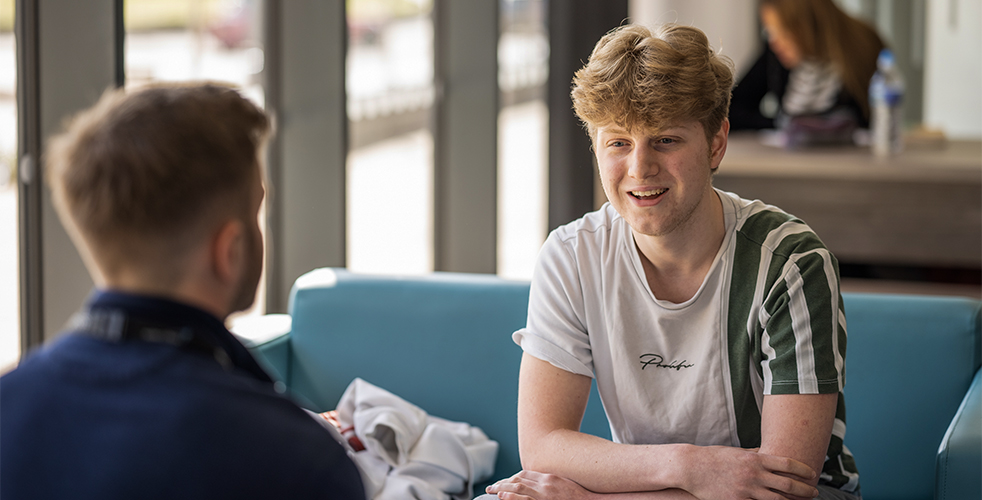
869,49 -> 904,157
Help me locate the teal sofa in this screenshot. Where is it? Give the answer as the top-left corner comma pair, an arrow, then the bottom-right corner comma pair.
237,268 -> 981,500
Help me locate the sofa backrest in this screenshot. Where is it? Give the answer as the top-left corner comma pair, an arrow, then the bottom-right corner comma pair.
282,268 -> 610,481
842,293 -> 980,500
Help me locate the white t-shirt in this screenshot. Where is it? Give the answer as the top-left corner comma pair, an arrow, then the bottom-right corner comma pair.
514,189 -> 859,491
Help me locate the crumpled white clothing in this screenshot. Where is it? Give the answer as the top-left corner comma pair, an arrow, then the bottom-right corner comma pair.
330,378 -> 498,500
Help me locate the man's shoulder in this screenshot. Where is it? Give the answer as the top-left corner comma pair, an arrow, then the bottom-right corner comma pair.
1,334 -> 99,393
553,203 -> 621,238
722,191 -> 797,230
2,333 -> 321,442
723,191 -> 826,253
536,204 -> 632,278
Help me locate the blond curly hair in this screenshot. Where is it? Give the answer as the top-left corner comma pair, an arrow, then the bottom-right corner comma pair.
571,24 -> 734,143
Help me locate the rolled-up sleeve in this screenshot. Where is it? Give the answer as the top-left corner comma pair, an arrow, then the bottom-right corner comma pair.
513,231 -> 595,378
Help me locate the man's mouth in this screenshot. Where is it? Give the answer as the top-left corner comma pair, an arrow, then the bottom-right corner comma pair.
630,188 -> 667,200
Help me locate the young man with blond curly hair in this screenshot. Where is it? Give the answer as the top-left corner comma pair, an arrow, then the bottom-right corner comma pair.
485,24 -> 859,500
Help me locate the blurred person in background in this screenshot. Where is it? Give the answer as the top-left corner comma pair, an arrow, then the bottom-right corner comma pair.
729,0 -> 885,135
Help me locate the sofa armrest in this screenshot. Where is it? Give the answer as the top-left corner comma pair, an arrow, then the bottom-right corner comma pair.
231,314 -> 292,383
936,368 -> 982,500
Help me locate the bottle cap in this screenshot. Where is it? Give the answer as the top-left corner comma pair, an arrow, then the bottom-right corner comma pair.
877,48 -> 895,68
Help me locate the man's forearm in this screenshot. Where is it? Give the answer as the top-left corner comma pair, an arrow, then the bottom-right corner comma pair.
601,489 -> 695,499
521,427 -> 688,493
485,469 -> 696,499
520,429 -> 819,499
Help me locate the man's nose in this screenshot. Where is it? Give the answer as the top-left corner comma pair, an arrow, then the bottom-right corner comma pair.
628,144 -> 659,179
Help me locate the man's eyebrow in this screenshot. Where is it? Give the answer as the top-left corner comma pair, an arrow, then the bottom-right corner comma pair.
658,122 -> 698,133
599,126 -> 630,135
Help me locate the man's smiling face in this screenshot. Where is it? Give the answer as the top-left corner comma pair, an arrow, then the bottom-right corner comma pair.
594,119 -> 727,240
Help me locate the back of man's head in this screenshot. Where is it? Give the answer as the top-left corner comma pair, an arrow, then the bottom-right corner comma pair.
46,83 -> 271,287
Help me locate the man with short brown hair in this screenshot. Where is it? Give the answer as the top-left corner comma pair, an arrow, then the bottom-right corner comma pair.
1,83 -> 365,500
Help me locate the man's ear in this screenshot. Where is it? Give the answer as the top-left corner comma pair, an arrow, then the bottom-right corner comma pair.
212,218 -> 245,285
710,118 -> 729,170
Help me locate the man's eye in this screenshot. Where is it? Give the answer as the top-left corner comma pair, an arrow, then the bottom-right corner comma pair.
610,140 -> 628,147
656,138 -> 675,145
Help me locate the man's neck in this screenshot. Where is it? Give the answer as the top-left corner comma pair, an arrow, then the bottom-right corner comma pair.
633,190 -> 725,303
102,276 -> 230,321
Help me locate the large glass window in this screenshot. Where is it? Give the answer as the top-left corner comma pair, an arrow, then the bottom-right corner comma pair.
498,0 -> 548,280
124,0 -> 267,321
346,0 -> 434,275
0,0 -> 18,372
125,0 -> 265,103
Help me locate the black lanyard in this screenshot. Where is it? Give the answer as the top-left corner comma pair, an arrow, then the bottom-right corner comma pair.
69,308 -> 234,370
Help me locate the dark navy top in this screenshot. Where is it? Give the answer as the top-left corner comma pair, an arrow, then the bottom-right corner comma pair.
0,291 -> 365,500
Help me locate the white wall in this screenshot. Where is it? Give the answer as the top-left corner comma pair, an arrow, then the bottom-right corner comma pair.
630,0 -> 760,77
924,0 -> 982,139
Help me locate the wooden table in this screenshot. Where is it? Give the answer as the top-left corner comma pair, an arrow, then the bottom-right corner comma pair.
715,133 -> 982,271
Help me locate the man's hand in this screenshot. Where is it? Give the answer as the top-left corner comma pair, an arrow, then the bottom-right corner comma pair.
678,445 -> 819,500
486,470 -> 598,500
